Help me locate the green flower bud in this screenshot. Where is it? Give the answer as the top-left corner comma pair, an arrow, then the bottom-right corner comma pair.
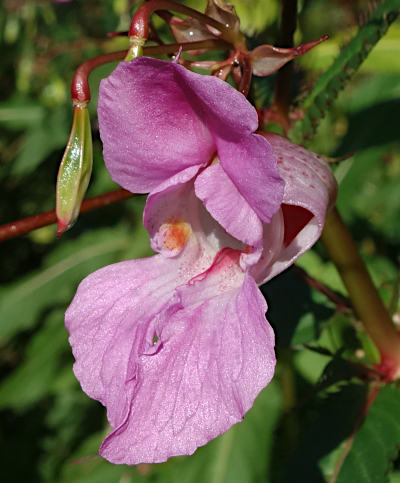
56,103 -> 93,236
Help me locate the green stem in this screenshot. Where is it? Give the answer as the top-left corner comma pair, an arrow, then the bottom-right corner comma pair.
321,208 -> 400,379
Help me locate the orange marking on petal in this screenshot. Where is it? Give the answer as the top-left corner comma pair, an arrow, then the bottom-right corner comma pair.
161,219 -> 191,251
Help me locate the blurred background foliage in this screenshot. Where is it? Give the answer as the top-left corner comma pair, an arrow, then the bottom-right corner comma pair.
0,0 -> 399,482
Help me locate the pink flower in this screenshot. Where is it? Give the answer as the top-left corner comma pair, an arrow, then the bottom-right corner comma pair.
65,58 -> 337,465
98,57 -> 284,249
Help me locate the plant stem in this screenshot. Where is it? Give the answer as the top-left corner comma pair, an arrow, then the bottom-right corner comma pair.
293,265 -> 351,311
237,51 -> 252,97
273,0 -> 400,379
71,39 -> 229,102
0,189 -> 135,242
129,0 -> 237,44
321,208 -> 400,379
273,0 -> 297,132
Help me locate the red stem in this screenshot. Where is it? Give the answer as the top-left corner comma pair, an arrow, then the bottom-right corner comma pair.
0,189 -> 135,242
129,0 -> 231,40
71,39 -> 229,102
237,52 -> 252,97
293,266 -> 352,312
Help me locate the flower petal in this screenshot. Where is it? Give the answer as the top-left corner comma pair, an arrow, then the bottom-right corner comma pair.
98,59 -> 214,193
65,230 -> 215,429
194,162 -> 263,247
256,133 -> 337,283
217,133 -> 285,224
99,252 -> 275,464
144,167 -> 244,259
98,57 -> 261,193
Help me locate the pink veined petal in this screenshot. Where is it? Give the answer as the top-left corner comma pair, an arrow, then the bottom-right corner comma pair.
99,251 -> 275,465
255,132 -> 337,283
65,256 -> 173,428
65,230 -> 215,430
194,162 -> 263,247
217,133 -> 285,224
98,57 -> 260,193
98,59 -> 214,193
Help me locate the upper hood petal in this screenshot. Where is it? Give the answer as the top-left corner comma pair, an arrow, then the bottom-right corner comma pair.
254,133 -> 337,284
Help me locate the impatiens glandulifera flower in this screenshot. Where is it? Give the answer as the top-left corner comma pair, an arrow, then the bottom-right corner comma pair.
56,103 -> 93,236
65,56 -> 337,464
98,57 -> 284,249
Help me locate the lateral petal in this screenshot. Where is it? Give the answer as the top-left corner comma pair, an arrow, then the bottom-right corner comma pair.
144,168 -> 244,259
217,133 -> 285,224
195,163 -> 263,247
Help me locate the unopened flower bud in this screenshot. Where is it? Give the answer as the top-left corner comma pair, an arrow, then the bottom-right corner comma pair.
56,102 -> 92,236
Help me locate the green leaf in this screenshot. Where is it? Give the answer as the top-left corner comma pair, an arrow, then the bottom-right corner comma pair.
11,107 -> 69,176
0,100 -> 45,129
333,384 -> 400,483
283,383 -> 368,482
0,309 -> 68,410
262,266 -> 335,347
0,227 -> 131,342
289,0 -> 400,143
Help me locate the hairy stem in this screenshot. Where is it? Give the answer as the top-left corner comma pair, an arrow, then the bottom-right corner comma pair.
0,189 -> 135,242
321,208 -> 400,379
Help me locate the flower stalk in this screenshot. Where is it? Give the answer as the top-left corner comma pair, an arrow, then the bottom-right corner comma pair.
129,0 -> 241,46
321,208 -> 400,380
0,189 -> 135,242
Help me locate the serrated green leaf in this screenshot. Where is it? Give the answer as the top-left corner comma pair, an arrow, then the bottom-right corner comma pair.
333,385 -> 400,483
289,0 -> 400,143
